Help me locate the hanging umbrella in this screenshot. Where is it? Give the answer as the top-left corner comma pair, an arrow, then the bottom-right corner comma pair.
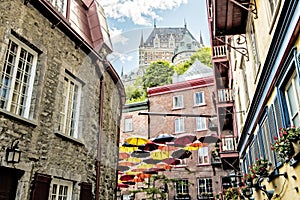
121,181 -> 136,185
125,171 -> 141,176
118,165 -> 130,172
133,176 -> 144,182
152,133 -> 175,143
198,133 -> 221,143
132,168 -> 148,172
150,150 -> 170,160
143,158 -> 162,164
119,146 -> 138,153
119,152 -> 130,160
137,163 -> 155,169
138,141 -> 160,151
138,173 -> 152,179
131,150 -> 150,158
117,183 -> 129,188
158,143 -> 179,151
120,174 -> 135,182
143,169 -> 159,174
125,136 -> 150,147
125,157 -> 142,163
118,161 -> 138,167
184,141 -> 203,151
163,158 -> 180,165
156,162 -> 172,170
118,171 -> 124,175
173,134 -> 197,147
172,149 -> 192,159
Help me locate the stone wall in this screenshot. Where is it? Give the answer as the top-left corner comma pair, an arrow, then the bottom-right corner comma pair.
0,0 -> 123,199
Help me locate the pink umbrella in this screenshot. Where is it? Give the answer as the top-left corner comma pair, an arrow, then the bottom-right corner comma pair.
173,134 -> 197,147
163,158 -> 180,165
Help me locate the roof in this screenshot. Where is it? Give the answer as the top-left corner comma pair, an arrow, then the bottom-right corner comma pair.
172,60 -> 213,83
144,27 -> 197,47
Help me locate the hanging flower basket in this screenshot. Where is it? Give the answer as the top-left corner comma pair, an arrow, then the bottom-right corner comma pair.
272,126 -> 300,161
251,158 -> 272,177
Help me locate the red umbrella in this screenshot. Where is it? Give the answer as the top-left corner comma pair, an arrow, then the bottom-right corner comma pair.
163,158 -> 180,165
133,176 -> 144,182
143,158 -> 162,164
138,141 -> 160,151
173,134 -> 197,147
199,133 -> 221,143
119,161 -> 138,167
117,183 -> 129,188
156,162 -> 172,170
120,174 -> 135,182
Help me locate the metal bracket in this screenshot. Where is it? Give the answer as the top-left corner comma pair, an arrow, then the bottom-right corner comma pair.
216,36 -> 249,61
51,20 -> 62,29
24,0 -> 31,5
230,0 -> 258,19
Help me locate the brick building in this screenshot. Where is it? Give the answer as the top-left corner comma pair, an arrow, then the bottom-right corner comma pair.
0,0 -> 125,200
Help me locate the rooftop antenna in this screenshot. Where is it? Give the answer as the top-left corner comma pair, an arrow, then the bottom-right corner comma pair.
184,18 -> 187,29
154,19 -> 156,28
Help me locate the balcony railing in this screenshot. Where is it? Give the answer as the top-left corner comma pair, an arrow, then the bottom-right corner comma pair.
218,89 -> 234,103
221,137 -> 236,152
212,45 -> 227,58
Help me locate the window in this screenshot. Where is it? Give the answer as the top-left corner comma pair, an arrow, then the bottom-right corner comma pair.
196,117 -> 206,131
194,92 -> 205,106
57,73 -> 81,138
198,147 -> 209,164
48,0 -> 68,17
50,179 -> 73,200
175,179 -> 189,200
173,95 -> 183,109
0,36 -> 38,118
285,72 -> 300,127
267,0 -> 279,16
198,178 -> 213,199
222,137 -> 235,151
250,20 -> 260,75
124,118 -> 133,132
175,118 -> 184,133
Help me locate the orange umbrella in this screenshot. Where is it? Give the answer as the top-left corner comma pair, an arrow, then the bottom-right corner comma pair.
156,162 -> 173,170
184,141 -> 203,151
119,161 -> 138,167
158,144 -> 179,151
138,173 -> 152,179
133,176 -> 144,182
119,152 -> 130,160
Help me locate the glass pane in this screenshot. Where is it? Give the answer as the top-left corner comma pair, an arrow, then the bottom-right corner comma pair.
287,84 -> 297,115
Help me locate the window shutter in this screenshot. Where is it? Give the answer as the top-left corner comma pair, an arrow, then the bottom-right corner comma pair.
274,98 -> 283,129
30,173 -> 51,200
80,182 -> 93,200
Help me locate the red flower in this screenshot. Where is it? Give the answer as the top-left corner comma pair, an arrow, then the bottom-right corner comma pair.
283,131 -> 287,135
256,158 -> 259,160
274,136 -> 278,140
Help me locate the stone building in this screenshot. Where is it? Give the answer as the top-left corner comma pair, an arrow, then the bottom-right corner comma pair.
206,0 -> 300,199
0,0 -> 125,200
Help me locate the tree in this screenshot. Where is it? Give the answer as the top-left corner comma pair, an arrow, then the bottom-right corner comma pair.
125,76 -> 146,103
143,60 -> 174,89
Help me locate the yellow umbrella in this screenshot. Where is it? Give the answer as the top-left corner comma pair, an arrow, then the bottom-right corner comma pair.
184,141 -> 203,151
137,163 -> 154,169
124,136 -> 150,146
125,171 -> 141,175
150,150 -> 169,160
125,157 -> 142,163
119,146 -> 138,153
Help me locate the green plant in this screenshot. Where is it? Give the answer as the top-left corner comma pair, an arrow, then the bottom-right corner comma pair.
272,126 -> 300,161
224,188 -> 240,200
250,158 -> 272,177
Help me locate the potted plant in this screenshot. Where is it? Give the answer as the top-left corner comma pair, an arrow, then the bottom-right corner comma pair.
251,158 -> 272,177
272,126 -> 300,161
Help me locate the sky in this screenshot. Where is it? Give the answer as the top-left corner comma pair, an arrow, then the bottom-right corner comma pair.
100,0 -> 210,76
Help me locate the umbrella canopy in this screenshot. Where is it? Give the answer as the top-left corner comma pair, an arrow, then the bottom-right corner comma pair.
133,176 -> 144,182
131,150 -> 150,158
117,183 -> 129,188
156,162 -> 172,170
163,158 -> 180,165
118,161 -> 138,167
137,163 -> 155,169
150,150 -> 170,160
143,158 -> 162,164
138,173 -> 152,179
119,146 -> 138,153
171,149 -> 192,159
119,152 -> 130,160
118,165 -> 130,172
138,141 -> 160,151
125,171 -> 141,176
132,168 -> 148,172
125,136 -> 150,146
199,133 -> 221,143
158,144 -> 179,151
173,134 -> 197,147
143,169 -> 159,174
152,133 -> 175,143
125,157 -> 142,163
120,174 -> 135,182
184,141 -> 203,151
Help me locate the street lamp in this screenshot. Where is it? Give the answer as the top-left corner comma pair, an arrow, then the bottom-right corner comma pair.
6,140 -> 21,163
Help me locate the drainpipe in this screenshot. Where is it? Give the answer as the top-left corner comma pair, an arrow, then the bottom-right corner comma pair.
96,78 -> 105,200
147,99 -> 150,139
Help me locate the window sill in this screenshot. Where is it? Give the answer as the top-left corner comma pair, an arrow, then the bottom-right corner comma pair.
195,129 -> 207,132
55,132 -> 84,146
0,109 -> 38,126
172,107 -> 185,111
193,103 -> 207,107
197,163 -> 211,167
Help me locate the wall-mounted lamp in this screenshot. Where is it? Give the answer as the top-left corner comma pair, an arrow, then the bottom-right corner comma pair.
5,140 -> 21,163
256,177 -> 274,200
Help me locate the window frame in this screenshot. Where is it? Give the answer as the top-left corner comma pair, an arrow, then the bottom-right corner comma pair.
0,35 -> 38,119
124,118 -> 133,132
194,91 -> 205,106
57,72 -> 82,139
47,0 -> 69,18
175,117 -> 185,133
49,178 -> 73,200
175,179 -> 189,200
198,178 -> 213,200
198,146 -> 209,165
196,117 -> 207,131
173,95 -> 184,109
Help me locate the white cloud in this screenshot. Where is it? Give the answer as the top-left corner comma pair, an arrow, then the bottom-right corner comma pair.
100,0 -> 188,25
109,27 -> 129,46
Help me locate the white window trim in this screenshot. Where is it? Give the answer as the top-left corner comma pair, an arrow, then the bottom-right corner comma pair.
175,117 -> 184,133
1,36 -> 38,118
124,118 -> 133,132
198,147 -> 209,165
196,117 -> 207,131
173,95 -> 184,109
48,0 -> 68,17
194,91 -> 205,106
50,178 -> 73,200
